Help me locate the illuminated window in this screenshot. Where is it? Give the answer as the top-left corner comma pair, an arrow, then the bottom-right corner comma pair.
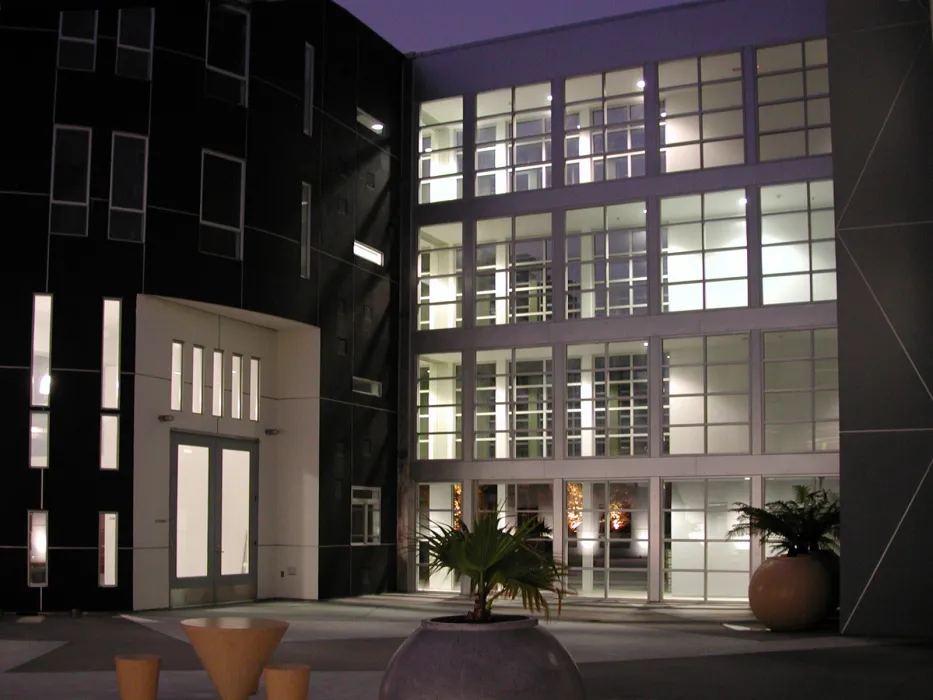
31,295 -> 53,407
351,487 -> 381,545
659,53 -> 744,172
566,202 -> 647,319
231,354 -> 243,419
192,346 -> 204,414
416,353 -> 462,459
761,180 -> 836,304
476,213 -> 552,326
98,513 -> 118,587
661,189 -> 748,311
565,67 -> 645,184
417,223 -> 463,330
249,357 -> 260,420
102,299 -> 121,409
353,240 -> 384,267
212,350 -> 224,417
476,83 -> 552,196
171,341 -> 183,411
757,39 -> 830,160
30,413 -> 50,469
100,415 -> 119,470
419,97 -> 463,203
28,511 -> 49,587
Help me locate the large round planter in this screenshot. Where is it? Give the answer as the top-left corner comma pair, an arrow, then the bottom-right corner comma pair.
379,615 -> 586,700
748,555 -> 831,632
809,550 -> 840,615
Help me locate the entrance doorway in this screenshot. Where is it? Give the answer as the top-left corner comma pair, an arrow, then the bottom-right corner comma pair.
169,432 -> 259,607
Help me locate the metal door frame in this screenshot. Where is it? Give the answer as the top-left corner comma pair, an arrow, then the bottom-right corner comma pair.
168,431 -> 259,605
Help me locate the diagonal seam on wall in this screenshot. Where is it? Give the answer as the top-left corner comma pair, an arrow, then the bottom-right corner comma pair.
836,27 -> 930,230
835,25 -> 933,634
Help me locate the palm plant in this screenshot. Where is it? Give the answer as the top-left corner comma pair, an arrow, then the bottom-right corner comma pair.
419,509 -> 570,622
727,485 -> 840,556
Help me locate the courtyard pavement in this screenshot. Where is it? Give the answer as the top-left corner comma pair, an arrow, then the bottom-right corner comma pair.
1,593 -> 931,699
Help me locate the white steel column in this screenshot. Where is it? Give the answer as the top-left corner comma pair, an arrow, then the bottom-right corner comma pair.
648,476 -> 663,602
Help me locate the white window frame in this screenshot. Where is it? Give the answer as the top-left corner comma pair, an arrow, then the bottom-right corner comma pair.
353,240 -> 385,267
304,43 -> 315,136
115,7 -> 155,80
205,1 -> 251,106
108,132 -> 149,242
351,487 -> 382,546
28,510 -> 49,588
50,125 -> 92,237
98,512 -> 119,587
58,10 -> 98,72
352,377 -> 383,398
199,149 -> 246,259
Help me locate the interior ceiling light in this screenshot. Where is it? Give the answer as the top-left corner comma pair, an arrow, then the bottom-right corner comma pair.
636,79 -> 646,89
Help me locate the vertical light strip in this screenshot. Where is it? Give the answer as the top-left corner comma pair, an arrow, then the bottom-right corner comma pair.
98,512 -> 118,587
212,350 -> 224,417
100,415 -> 119,470
231,354 -> 242,419
28,511 -> 49,587
31,295 -> 53,407
171,341 -> 183,411
249,357 -> 260,421
192,346 -> 204,414
30,412 -> 50,469
101,299 -> 121,409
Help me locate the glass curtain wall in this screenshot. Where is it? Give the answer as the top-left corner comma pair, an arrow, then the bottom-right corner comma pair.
565,481 -> 649,599
663,479 -> 751,601
477,483 -> 554,555
416,352 -> 462,459
564,67 -> 646,184
763,328 -> 839,452
475,347 -> 553,459
476,83 -> 552,196
659,52 -> 744,172
661,189 -> 749,311
566,341 -> 649,457
662,334 -> 750,455
761,180 -> 836,304
566,202 -> 647,319
476,213 -> 552,326
756,39 -> 831,160
418,97 -> 463,203
417,223 -> 463,330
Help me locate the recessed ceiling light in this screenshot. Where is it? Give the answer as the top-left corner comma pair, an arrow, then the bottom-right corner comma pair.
740,197 -> 748,205
636,79 -> 646,89
372,123 -> 384,132
643,342 -> 649,347
661,111 -> 667,117
546,94 -> 553,101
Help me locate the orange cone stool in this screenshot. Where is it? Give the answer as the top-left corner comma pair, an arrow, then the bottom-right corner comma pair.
115,654 -> 161,700
264,663 -> 311,700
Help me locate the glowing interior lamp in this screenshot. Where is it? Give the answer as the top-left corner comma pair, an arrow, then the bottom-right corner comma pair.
30,526 -> 48,562
546,94 -> 553,101
660,111 -> 667,117
636,79 -> 646,89
739,197 -> 748,205
39,374 -> 51,396
372,123 -> 384,132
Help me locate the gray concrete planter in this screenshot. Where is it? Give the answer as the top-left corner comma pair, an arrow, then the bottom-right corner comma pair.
379,615 -> 586,700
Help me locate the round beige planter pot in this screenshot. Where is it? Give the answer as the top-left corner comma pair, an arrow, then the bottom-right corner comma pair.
749,555 -> 832,632
379,615 -> 586,700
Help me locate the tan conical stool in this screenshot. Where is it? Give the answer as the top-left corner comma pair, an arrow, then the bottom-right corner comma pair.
264,663 -> 310,700
114,654 -> 161,700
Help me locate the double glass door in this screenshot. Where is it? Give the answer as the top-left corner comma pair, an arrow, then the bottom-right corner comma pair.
170,433 -> 258,607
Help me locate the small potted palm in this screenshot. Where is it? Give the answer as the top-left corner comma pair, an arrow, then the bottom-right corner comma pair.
380,510 -> 585,700
728,485 -> 840,632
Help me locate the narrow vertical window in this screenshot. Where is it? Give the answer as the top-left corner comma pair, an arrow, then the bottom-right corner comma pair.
205,2 -> 250,106
58,10 -> 98,71
109,133 -> 149,242
200,150 -> 245,259
192,346 -> 204,414
50,125 -> 92,236
116,8 -> 154,81
212,350 -> 224,417
30,413 -> 50,469
304,43 -> 315,136
28,511 -> 49,587
31,295 -> 53,407
231,354 -> 243,419
249,357 -> 260,421
300,182 -> 312,278
99,513 -> 119,587
102,299 -> 121,409
100,415 -> 119,470
171,341 -> 183,411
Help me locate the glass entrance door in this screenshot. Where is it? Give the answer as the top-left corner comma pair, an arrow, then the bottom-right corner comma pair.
170,433 -> 258,608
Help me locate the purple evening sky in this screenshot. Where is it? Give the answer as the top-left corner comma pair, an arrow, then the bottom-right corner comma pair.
333,0 -> 698,53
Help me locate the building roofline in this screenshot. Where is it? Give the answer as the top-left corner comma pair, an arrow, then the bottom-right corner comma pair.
406,0 -> 731,59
